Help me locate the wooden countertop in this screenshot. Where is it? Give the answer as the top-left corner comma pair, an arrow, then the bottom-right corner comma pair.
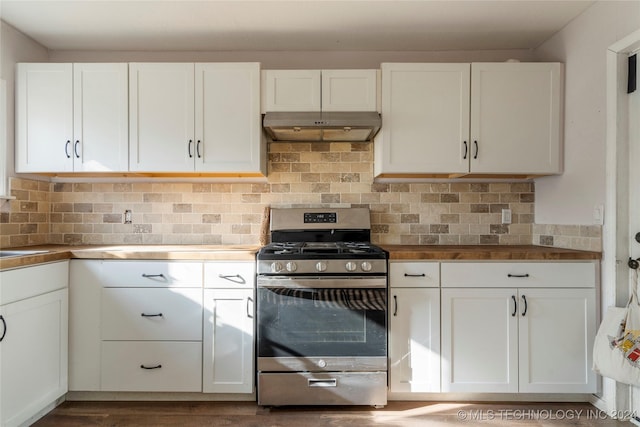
0,244 -> 260,270
382,245 -> 601,260
0,244 -> 601,270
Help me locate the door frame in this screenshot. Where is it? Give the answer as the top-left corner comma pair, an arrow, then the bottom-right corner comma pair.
604,28 -> 640,415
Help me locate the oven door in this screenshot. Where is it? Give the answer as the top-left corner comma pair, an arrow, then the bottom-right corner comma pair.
257,276 -> 387,372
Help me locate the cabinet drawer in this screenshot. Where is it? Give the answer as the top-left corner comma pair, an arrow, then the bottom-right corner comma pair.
389,262 -> 439,288
102,288 -> 202,341
1,261 -> 69,305
101,341 -> 202,392
98,261 -> 202,287
441,262 -> 596,288
204,262 -> 255,289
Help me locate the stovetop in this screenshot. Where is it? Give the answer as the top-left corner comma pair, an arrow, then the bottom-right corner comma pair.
257,241 -> 387,260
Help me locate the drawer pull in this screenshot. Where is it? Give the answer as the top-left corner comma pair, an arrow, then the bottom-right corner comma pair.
141,313 -> 163,318
219,274 -> 246,284
507,273 -> 529,278
142,273 -> 166,279
140,364 -> 162,370
404,273 -> 426,277
0,315 -> 6,342
308,379 -> 337,388
247,296 -> 254,319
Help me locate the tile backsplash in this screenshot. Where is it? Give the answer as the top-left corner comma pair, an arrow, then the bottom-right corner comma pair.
0,142 -> 600,251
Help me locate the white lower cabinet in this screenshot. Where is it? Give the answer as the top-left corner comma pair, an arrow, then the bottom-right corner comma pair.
202,262 -> 255,394
388,262 -> 440,393
69,260 -> 203,392
441,288 -> 518,393
440,261 -> 597,394
389,288 -> 440,392
0,262 -> 69,427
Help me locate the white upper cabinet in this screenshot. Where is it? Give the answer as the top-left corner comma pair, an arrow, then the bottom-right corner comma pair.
470,63 -> 562,174
16,63 -> 128,173
375,62 -> 562,178
129,63 -> 196,172
195,63 -> 263,173
321,70 -> 378,112
263,70 -> 321,112
130,62 -> 264,174
375,63 -> 470,176
263,69 -> 378,112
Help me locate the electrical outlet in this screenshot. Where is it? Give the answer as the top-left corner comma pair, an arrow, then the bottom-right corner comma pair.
124,209 -> 132,224
501,209 -> 512,224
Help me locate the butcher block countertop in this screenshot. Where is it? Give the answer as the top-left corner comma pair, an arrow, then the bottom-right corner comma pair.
382,245 -> 601,261
0,244 -> 600,270
0,244 -> 260,270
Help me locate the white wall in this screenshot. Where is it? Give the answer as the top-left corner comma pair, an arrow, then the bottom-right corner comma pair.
1,20 -> 48,178
48,49 -> 535,68
534,0 -> 640,225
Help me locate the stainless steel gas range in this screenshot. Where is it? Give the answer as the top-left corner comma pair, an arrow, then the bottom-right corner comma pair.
256,207 -> 388,407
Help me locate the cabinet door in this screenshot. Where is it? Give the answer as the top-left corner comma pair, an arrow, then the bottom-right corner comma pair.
15,63 -> 73,173
321,70 -> 378,112
441,288 -> 518,393
73,63 -> 129,172
389,288 -> 440,393
470,62 -> 562,174
195,63 -> 263,173
0,289 -> 68,427
518,288 -> 596,393
375,63 -> 470,176
263,70 -> 321,112
203,288 -> 254,393
129,63 -> 195,172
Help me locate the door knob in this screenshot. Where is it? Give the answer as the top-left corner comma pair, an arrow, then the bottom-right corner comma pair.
629,257 -> 640,270
635,232 -> 640,244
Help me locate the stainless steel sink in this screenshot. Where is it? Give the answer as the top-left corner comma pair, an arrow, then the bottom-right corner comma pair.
0,250 -> 50,258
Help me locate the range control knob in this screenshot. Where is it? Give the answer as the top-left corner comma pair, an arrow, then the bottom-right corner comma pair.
285,262 -> 297,272
315,261 -> 327,272
317,359 -> 327,368
345,261 -> 357,272
270,262 -> 283,273
361,261 -> 372,272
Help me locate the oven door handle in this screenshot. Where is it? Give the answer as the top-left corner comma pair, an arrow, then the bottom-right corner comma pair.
308,378 -> 337,388
257,276 -> 387,289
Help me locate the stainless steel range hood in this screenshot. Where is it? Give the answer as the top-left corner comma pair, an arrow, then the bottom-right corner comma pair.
262,111 -> 381,142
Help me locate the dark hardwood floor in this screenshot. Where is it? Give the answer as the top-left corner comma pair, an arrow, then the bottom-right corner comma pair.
32,401 -> 631,426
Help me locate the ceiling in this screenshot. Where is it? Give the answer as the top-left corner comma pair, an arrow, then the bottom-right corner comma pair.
0,0 -> 596,52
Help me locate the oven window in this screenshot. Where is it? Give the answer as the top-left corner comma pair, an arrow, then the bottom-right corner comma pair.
257,287 -> 387,358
